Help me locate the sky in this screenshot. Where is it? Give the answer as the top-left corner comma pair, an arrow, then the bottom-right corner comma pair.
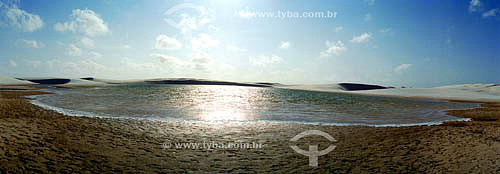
0,0 -> 498,87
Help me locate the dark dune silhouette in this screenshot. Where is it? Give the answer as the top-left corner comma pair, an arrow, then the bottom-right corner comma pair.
80,77 -> 274,87
81,77 -> 94,81
145,79 -> 272,88
16,78 -> 71,85
255,82 -> 281,86
338,83 -> 388,91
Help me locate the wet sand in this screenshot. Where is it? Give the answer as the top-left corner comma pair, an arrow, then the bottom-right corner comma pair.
0,91 -> 499,173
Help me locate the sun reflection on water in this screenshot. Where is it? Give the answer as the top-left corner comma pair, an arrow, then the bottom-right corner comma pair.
188,85 -> 262,121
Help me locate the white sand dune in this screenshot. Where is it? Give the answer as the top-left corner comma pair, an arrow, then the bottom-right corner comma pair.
56,79 -> 110,88
281,83 -> 500,102
0,76 -> 111,88
82,78 -> 144,84
279,84 -> 345,92
355,87 -> 500,102
434,84 -> 500,96
3,75 -> 499,102
0,76 -> 35,85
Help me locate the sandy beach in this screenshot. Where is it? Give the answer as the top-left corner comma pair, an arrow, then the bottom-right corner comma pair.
1,90 -> 499,173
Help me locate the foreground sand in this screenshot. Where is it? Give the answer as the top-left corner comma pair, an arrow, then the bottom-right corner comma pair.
1,91 -> 500,173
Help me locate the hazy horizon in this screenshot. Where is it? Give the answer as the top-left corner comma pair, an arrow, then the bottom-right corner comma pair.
0,0 -> 499,88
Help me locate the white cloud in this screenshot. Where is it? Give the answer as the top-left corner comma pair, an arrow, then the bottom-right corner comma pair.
29,59 -> 112,77
22,57 -> 183,79
152,51 -> 213,73
0,1 -> 44,32
320,40 -> 347,57
191,33 -> 220,50
89,51 -> 102,58
119,57 -> 168,78
365,0 -> 376,6
151,53 -> 182,65
9,60 -> 17,67
468,0 -> 482,13
123,44 -> 131,49
71,59 -> 110,76
335,26 -> 343,32
190,50 -> 212,64
482,8 -> 499,18
66,44 -> 82,56
54,9 -> 109,37
80,37 -> 94,48
226,45 -> 247,52
350,33 -> 372,43
155,34 -> 182,50
250,55 -> 284,66
279,41 -> 290,49
190,51 -> 213,73
54,21 -> 76,32
364,13 -> 372,22
15,39 -> 44,48
394,64 -> 412,73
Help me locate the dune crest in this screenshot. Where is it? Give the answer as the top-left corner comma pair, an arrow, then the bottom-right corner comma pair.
0,76 -> 36,85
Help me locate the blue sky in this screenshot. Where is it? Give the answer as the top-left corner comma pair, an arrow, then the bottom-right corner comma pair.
0,0 -> 498,87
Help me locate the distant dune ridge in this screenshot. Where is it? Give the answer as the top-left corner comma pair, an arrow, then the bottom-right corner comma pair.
2,77 -> 390,90
144,78 -> 273,87
280,83 -> 390,92
338,83 -> 388,91
15,78 -> 71,85
2,77 -> 277,88
0,76 -> 498,102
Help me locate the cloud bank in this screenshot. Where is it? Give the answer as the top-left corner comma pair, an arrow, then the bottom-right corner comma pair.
0,1 -> 43,32
55,9 -> 109,37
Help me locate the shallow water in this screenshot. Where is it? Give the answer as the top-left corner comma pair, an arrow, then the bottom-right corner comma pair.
32,84 -> 478,126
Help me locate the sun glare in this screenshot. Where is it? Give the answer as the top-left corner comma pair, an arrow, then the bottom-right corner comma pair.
194,85 -> 256,121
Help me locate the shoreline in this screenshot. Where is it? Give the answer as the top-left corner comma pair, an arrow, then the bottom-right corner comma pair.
1,90 -> 499,173
26,88 -> 476,128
